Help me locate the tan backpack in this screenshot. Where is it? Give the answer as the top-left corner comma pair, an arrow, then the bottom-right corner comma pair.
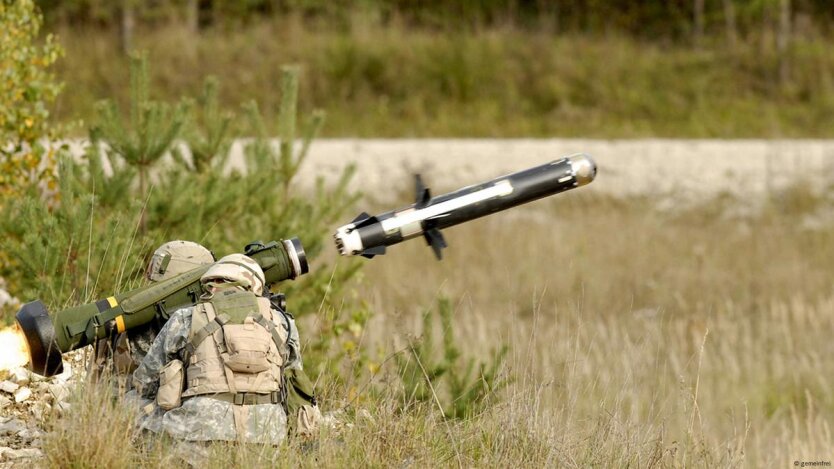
181,288 -> 288,402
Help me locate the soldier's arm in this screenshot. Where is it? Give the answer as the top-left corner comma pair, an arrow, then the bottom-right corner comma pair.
284,314 -> 303,371
277,312 -> 323,437
132,308 -> 192,399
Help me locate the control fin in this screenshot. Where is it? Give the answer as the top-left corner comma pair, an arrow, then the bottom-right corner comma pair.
351,212 -> 378,228
423,228 -> 447,260
361,245 -> 387,259
414,174 -> 431,208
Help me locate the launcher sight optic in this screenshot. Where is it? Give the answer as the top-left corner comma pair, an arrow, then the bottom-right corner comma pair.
15,238 -> 308,377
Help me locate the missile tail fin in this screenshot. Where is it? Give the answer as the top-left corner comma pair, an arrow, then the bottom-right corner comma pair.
351,212 -> 379,228
361,245 -> 387,259
352,212 -> 371,223
423,228 -> 447,260
414,174 -> 431,208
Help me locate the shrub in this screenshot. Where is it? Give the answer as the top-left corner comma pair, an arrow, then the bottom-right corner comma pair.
0,0 -> 63,197
396,296 -> 509,419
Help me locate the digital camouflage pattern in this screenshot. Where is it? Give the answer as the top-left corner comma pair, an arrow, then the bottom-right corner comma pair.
98,241 -> 215,382
132,304 -> 303,443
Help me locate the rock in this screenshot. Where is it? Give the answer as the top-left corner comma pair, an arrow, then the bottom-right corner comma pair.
32,382 -> 48,396
0,382 -> 18,394
0,396 -> 11,410
29,402 -> 51,421
53,362 -> 72,383
1,448 -> 43,460
48,383 -> 70,403
55,401 -> 70,415
12,387 -> 30,403
8,369 -> 29,387
0,420 -> 24,436
16,428 -> 44,441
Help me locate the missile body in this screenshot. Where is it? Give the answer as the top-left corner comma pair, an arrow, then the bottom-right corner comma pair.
334,153 -> 596,259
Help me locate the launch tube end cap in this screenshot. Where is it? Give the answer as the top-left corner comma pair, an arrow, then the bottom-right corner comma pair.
283,237 -> 309,277
15,301 -> 64,377
568,154 -> 597,186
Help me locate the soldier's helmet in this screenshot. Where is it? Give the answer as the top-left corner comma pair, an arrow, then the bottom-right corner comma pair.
146,240 -> 215,282
200,253 -> 266,296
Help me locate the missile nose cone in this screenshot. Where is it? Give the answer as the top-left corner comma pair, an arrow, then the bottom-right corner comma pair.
568,153 -> 597,186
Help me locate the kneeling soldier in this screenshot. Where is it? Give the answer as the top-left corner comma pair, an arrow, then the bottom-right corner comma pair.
133,253 -> 319,443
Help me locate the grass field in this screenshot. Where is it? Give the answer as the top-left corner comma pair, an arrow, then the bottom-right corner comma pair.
40,183 -> 834,467
351,187 -> 834,466
52,20 -> 834,138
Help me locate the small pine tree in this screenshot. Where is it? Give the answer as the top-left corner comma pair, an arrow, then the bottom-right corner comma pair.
1,60 -> 364,337
90,51 -> 188,222
172,76 -> 233,173
397,296 -> 510,419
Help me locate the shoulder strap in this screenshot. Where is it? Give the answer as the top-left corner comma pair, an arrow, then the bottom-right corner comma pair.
253,315 -> 289,363
184,302 -> 225,362
254,297 -> 290,362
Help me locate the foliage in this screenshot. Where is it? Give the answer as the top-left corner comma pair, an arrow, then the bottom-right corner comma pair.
172,76 -> 233,174
35,0 -> 834,40
0,157 -> 150,308
396,296 -> 509,419
0,58 -> 365,384
304,296 -> 375,392
49,20 -> 834,139
43,377 -> 144,469
0,0 -> 63,196
90,52 -> 188,201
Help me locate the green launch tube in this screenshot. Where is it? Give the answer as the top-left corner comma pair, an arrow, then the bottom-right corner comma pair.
15,238 -> 308,377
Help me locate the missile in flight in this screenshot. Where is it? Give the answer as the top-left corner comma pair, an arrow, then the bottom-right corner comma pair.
334,153 -> 597,260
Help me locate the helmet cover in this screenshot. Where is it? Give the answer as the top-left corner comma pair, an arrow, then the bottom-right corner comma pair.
147,240 -> 215,282
200,253 -> 265,295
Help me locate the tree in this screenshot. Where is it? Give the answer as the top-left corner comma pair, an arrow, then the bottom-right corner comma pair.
0,0 -> 63,198
777,0 -> 792,84
723,0 -> 738,49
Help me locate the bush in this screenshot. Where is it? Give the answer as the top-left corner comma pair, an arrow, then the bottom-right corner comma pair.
0,56 -> 364,381
396,296 -> 509,419
0,0 -> 63,197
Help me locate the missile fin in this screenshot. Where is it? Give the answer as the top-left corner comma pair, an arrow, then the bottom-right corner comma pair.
361,245 -> 387,259
352,212 -> 370,223
351,212 -> 379,228
423,228 -> 447,260
414,174 -> 432,208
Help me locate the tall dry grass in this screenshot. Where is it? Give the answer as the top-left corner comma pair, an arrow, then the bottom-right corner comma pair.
350,186 -> 834,466
43,185 -> 834,467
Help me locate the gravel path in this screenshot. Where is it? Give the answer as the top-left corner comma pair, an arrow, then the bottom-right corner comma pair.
279,139 -> 834,200
66,138 -> 834,200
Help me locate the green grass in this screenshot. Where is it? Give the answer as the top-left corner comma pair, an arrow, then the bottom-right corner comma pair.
40,185 -> 834,467
52,20 -> 834,138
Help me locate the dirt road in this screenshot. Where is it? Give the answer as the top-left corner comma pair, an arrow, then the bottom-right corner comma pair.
273,139 -> 834,200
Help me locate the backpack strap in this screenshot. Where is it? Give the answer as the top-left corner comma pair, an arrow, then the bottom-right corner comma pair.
252,314 -> 289,363
183,304 -> 225,364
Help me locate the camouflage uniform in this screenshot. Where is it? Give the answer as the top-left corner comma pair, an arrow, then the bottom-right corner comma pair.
132,301 -> 303,443
96,241 -> 215,387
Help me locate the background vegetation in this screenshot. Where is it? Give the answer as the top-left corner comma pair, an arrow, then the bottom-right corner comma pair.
35,0 -> 834,137
2,1 -> 833,467
41,186 -> 834,467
